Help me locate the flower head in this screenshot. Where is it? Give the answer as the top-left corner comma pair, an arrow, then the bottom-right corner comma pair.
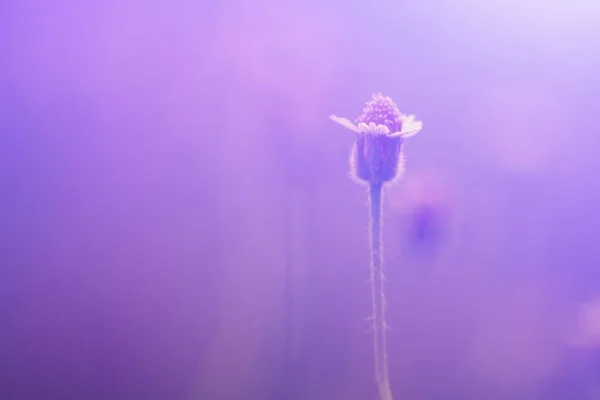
330,93 -> 423,184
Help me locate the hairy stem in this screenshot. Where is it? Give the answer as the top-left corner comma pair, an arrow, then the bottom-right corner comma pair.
369,182 -> 393,400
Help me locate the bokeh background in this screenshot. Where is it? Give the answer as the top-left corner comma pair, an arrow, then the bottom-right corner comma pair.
2,0 -> 600,399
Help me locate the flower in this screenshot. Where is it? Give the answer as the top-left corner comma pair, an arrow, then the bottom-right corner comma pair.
330,93 -> 423,184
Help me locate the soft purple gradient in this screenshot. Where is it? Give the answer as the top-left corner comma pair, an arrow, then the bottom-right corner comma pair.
1,0 -> 600,399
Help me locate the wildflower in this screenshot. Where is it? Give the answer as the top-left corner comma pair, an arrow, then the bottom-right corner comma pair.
330,93 -> 423,184
329,93 -> 424,400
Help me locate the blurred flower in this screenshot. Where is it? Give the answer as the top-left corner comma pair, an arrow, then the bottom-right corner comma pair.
569,296 -> 600,349
388,169 -> 453,257
330,93 -> 423,184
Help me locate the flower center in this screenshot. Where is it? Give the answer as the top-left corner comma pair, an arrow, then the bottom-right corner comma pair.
356,93 -> 403,133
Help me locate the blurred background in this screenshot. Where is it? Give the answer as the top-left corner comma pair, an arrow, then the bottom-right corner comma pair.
1,0 -> 600,399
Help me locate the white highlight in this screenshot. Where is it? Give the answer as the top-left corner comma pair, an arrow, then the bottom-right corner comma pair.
329,115 -> 361,133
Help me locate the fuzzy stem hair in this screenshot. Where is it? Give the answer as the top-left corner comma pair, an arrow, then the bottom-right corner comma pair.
369,182 -> 393,400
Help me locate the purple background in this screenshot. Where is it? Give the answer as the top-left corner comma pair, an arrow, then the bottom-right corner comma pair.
1,0 -> 600,399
